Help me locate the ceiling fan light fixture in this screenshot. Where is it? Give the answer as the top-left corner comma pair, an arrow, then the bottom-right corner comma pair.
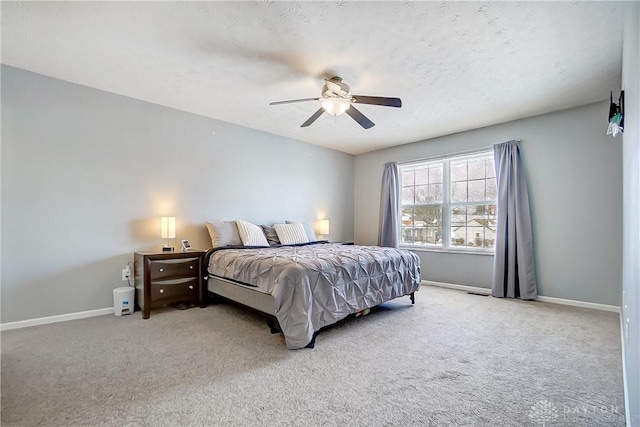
270,76 -> 400,129
321,98 -> 351,116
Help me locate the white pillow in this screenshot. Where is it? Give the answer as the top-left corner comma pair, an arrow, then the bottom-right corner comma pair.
236,220 -> 269,247
274,223 -> 309,245
285,220 -> 317,242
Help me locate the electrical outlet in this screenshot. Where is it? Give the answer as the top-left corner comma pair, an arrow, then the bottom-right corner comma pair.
625,317 -> 630,342
622,290 -> 629,342
122,266 -> 131,281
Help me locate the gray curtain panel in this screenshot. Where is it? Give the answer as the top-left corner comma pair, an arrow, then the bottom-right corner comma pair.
492,141 -> 538,299
379,162 -> 400,248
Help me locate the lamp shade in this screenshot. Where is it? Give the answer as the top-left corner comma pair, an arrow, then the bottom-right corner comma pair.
321,98 -> 350,116
316,219 -> 330,236
161,216 -> 176,239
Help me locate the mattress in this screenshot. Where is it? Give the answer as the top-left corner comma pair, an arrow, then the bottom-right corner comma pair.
207,243 -> 421,349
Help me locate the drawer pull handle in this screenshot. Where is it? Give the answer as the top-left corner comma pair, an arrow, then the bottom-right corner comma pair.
159,289 -> 164,294
159,268 -> 164,272
189,285 -> 194,290
190,266 -> 194,269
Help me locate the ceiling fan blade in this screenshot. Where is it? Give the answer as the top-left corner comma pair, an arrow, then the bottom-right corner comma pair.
346,105 -> 375,129
301,108 -> 325,127
352,96 -> 402,108
270,97 -> 319,106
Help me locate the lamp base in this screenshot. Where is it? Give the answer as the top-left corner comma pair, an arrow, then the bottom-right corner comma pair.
162,246 -> 174,253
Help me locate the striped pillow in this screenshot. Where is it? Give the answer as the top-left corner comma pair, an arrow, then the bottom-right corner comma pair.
285,220 -> 318,242
236,220 -> 269,247
274,223 -> 309,245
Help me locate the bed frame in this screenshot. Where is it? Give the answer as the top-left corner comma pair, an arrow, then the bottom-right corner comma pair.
206,274 -> 282,332
202,248 -> 416,347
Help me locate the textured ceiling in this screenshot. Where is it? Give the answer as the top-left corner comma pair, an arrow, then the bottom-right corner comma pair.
1,1 -> 625,154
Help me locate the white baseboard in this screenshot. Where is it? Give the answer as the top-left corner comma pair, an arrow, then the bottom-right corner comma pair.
1,307 -> 114,332
620,315 -> 631,426
536,295 -> 620,313
423,280 -> 492,295
1,281 -> 621,331
423,280 -> 621,313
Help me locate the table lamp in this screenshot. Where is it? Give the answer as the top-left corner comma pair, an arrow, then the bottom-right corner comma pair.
161,216 -> 176,252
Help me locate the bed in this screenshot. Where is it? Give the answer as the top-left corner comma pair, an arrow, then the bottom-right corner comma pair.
203,240 -> 421,349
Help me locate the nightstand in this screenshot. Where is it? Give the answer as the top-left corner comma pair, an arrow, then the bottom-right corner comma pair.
134,250 -> 206,319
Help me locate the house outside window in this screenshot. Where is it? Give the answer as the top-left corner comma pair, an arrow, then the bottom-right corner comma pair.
400,151 -> 497,251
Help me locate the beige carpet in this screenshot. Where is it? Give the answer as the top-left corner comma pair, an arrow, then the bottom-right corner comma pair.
1,286 -> 625,426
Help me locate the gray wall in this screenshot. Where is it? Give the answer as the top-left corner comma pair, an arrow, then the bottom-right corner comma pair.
621,2 -> 639,423
355,102 -> 622,306
1,65 -> 354,324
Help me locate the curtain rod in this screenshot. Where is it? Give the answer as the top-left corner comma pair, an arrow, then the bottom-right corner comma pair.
397,139 -> 523,166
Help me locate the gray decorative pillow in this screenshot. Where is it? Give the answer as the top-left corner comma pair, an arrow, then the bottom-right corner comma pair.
205,221 -> 242,248
285,220 -> 317,242
260,225 -> 281,246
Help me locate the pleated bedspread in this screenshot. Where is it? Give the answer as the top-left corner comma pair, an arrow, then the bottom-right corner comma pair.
208,243 -> 421,349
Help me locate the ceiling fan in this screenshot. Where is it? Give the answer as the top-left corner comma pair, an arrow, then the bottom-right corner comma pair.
269,77 -> 402,129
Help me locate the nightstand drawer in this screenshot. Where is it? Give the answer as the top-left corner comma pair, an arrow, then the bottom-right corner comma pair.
151,279 -> 198,303
149,258 -> 199,281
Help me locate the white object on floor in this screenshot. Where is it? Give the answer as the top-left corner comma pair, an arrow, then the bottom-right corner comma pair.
113,287 -> 135,316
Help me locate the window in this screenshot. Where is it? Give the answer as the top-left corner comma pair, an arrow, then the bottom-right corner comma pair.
400,151 -> 497,251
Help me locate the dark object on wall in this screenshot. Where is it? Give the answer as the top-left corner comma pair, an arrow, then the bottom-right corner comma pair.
607,91 -> 624,137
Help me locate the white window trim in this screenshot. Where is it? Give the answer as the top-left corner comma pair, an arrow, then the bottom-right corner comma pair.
401,245 -> 495,256
398,149 -> 497,253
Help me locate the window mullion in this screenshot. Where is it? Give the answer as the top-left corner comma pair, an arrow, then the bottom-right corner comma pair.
442,159 -> 451,249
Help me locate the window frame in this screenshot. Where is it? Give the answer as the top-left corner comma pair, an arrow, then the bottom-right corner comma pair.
399,150 -> 497,254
